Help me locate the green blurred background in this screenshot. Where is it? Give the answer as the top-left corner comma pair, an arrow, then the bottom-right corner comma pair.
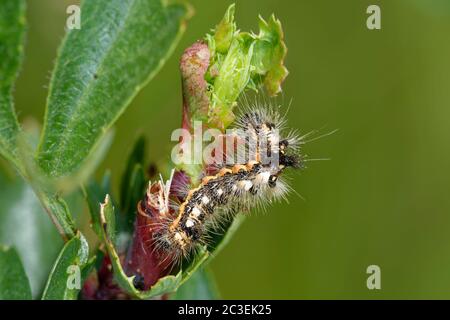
5,0 -> 450,298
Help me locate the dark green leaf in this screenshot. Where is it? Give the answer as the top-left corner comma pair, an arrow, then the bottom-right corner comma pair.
0,246 -> 32,300
120,136 -> 146,209
37,0 -> 191,178
41,233 -> 89,300
100,195 -> 116,245
0,0 -> 26,174
121,164 -> 146,234
0,171 -> 62,298
119,136 -> 147,233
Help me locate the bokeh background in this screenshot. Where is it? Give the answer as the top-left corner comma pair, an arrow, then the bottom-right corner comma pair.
3,0 -> 450,298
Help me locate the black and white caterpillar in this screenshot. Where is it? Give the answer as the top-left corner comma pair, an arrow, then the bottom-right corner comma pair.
138,105 -> 303,263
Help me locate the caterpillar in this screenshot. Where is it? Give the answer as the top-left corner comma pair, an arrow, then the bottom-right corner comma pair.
138,105 -> 303,264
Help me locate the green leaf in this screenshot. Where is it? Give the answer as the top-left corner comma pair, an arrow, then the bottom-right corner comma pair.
204,4 -> 288,128
0,246 -> 32,300
37,0 -> 191,178
100,195 -> 117,246
119,135 -> 147,234
121,164 -> 146,233
54,128 -> 114,194
0,0 -> 26,174
120,136 -> 146,209
251,15 -> 288,96
84,137 -> 145,250
171,267 -> 220,300
42,233 -> 89,300
209,33 -> 255,127
212,3 -> 236,54
0,170 -> 62,298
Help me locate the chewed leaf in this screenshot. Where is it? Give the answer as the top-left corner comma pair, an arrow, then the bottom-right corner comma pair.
98,194 -> 183,299
212,3 -> 236,54
251,15 -> 288,96
84,173 -> 111,239
100,195 -> 117,245
209,33 -> 255,128
188,4 -> 288,129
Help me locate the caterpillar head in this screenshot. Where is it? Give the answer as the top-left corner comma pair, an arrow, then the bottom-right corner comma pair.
279,139 -> 302,170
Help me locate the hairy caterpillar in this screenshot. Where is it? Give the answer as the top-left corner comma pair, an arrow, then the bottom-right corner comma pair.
138,105 -> 303,264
